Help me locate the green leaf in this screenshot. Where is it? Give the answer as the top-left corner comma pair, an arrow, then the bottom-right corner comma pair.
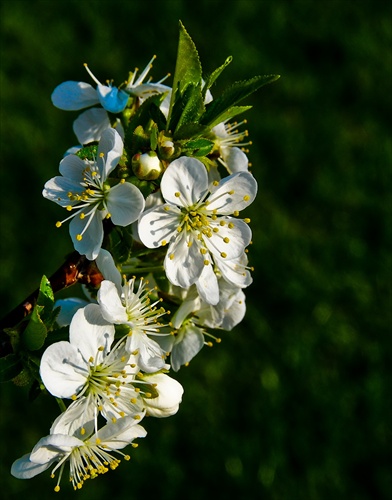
36,275 -> 54,320
200,74 -> 280,127
22,304 -> 47,351
109,225 -> 134,264
167,21 -> 202,129
150,122 -> 159,151
0,353 -> 23,382
125,93 -> 168,154
202,55 -> 233,98
131,125 -> 151,153
172,82 -> 206,137
173,122 -> 211,141
209,105 -> 253,129
181,138 -> 214,157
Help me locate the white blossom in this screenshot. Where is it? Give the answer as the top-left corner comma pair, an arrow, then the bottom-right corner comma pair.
43,128 -> 145,260
11,410 -> 146,491
52,56 -> 170,143
138,156 -> 257,304
97,278 -> 169,373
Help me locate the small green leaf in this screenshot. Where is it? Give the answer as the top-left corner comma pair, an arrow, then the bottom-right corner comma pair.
202,55 -> 233,98
201,74 -> 280,127
22,304 -> 47,351
167,21 -> 202,128
181,138 -> 214,157
150,122 -> 159,151
125,93 -> 168,154
0,353 -> 23,382
172,82 -> 206,137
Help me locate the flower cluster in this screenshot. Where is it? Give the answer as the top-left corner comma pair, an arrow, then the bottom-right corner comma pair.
6,22 -> 278,491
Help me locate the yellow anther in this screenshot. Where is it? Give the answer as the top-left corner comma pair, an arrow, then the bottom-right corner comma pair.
130,397 -> 137,404
80,213 -> 85,220
219,220 -> 226,226
243,195 -> 250,201
244,218 -> 251,223
66,205 -> 73,211
76,234 -> 83,241
228,222 -> 234,229
134,414 -> 141,420
98,346 -> 104,351
204,260 -> 210,265
233,210 -> 239,217
71,394 -> 77,401
55,221 -> 62,228
213,180 -> 219,186
177,226 -> 183,232
213,227 -> 219,233
112,417 -> 117,423
124,455 -> 131,461
187,241 -> 193,247
175,191 -> 181,197
96,438 -> 102,445
200,248 -> 207,254
223,237 -> 230,243
54,486 -> 60,492
228,190 -> 234,195
161,240 -> 167,246
99,152 -> 105,158
120,178 -> 125,183
106,213 -> 111,219
131,443 -> 139,448
220,252 -> 227,258
92,171 -> 97,176
169,254 -> 174,260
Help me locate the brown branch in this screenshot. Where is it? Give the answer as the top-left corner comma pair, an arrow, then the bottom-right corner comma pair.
0,251 -> 104,358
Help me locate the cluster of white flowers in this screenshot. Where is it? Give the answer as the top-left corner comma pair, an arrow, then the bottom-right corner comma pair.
9,24 -> 275,490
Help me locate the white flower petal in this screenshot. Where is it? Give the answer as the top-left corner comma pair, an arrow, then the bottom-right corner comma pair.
51,81 -> 99,110
204,218 -> 252,260
95,249 -> 122,292
195,262 -> 219,305
40,341 -> 87,398
97,84 -> 129,113
58,154 -> 87,181
55,297 -> 90,327
142,373 -> 184,417
97,128 -> 123,177
107,182 -> 145,226
69,210 -> 104,260
164,231 -> 205,288
171,324 -> 205,371
126,330 -> 166,373
96,416 -> 147,449
207,171 -> 258,214
138,205 -> 180,248
222,146 -> 249,173
161,157 -> 208,207
73,108 -> 111,144
215,252 -> 252,288
50,397 -> 95,437
42,176 -> 84,207
30,434 -> 83,463
11,454 -> 53,479
97,280 -> 128,324
69,304 -> 115,362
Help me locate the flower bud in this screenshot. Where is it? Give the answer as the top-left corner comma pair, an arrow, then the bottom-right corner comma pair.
131,151 -> 163,180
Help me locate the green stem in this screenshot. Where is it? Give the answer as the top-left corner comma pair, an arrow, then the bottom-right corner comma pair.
56,397 -> 67,413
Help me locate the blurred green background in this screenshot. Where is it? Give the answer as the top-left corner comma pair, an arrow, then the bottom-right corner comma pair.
0,0 -> 390,499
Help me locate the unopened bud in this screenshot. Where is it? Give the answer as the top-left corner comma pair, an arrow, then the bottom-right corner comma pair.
160,140 -> 175,158
131,151 -> 163,180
